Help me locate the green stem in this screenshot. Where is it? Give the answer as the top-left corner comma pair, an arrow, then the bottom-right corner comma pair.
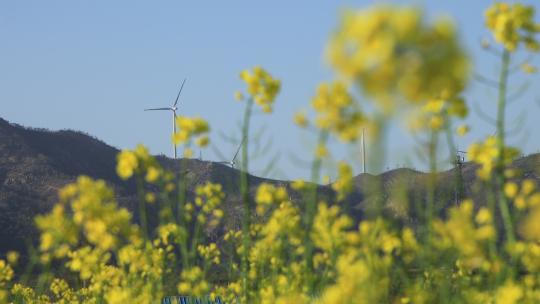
136,174 -> 148,240
176,156 -> 190,268
485,183 -> 498,264
177,157 -> 187,227
426,130 -> 438,230
496,49 -> 515,245
240,98 -> 253,302
190,221 -> 202,266
368,117 -> 387,219
444,120 -> 464,205
304,130 -> 328,292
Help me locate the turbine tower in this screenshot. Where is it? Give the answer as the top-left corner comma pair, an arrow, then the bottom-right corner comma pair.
144,79 -> 186,159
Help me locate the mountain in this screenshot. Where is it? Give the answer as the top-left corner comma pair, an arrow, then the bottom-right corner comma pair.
0,117 -> 539,255
0,118 -> 332,254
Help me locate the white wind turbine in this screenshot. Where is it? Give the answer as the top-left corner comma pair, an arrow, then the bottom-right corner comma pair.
144,79 -> 186,159
217,136 -> 246,169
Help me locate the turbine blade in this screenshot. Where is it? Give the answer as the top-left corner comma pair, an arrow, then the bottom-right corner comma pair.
231,136 -> 246,163
173,78 -> 187,107
144,107 -> 172,111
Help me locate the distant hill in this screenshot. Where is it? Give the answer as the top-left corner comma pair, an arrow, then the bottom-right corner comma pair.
0,117 -> 539,255
0,117 -> 329,254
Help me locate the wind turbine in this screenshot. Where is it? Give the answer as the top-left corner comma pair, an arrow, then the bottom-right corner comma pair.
144,79 -> 186,159
217,136 -> 246,169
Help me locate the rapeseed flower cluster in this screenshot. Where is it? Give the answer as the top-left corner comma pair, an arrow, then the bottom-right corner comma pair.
311,203 -> 352,254
308,82 -> 366,142
36,176 -> 136,262
467,136 -> 520,180
238,66 -> 281,113
116,144 -> 162,181
410,95 -> 468,132
178,267 -> 209,297
432,200 -> 495,272
186,182 -> 224,227
254,182 -> 288,215
173,116 -> 210,151
197,243 -> 221,265
328,5 -> 469,108
485,2 -> 540,52
504,179 -> 540,210
0,260 -> 13,303
331,161 -> 353,201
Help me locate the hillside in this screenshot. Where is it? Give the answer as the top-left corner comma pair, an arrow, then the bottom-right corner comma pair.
0,117 -> 539,255
0,118 -> 331,254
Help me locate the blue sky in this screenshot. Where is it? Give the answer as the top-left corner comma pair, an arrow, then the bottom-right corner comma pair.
1,1 -> 539,180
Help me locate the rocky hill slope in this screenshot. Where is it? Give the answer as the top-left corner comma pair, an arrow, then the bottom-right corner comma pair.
1,117 -> 538,255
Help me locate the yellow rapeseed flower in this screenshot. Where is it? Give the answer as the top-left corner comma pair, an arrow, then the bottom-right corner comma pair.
293,111 -> 309,128
495,281 -> 523,304
485,2 -> 540,52
328,6 -> 469,105
311,82 -> 365,142
291,179 -> 306,190
331,161 -> 354,201
467,136 -> 519,180
315,144 -> 329,158
520,63 -> 538,74
116,150 -> 138,180
145,166 -> 160,183
184,148 -> 194,158
504,182 -> 519,198
456,124 -> 470,136
173,116 -> 210,147
6,251 -> 19,265
239,66 -> 281,113
234,90 -> 244,101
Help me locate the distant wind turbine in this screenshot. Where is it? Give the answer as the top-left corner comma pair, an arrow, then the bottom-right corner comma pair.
144,79 -> 187,159
217,137 -> 246,169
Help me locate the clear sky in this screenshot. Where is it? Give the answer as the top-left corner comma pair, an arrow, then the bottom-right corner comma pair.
1,0 -> 539,180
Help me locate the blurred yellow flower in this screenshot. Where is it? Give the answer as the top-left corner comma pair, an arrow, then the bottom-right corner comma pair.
145,192 -> 156,204
315,144 -> 329,158
456,124 -> 470,136
291,179 -> 306,190
195,135 -> 209,147
293,111 -> 309,128
6,252 -> 19,266
468,136 -> 519,180
239,66 -> 281,113
520,63 -> 537,74
184,148 -> 194,158
331,161 -> 354,201
429,115 -> 444,130
145,166 -> 160,183
116,150 -> 138,180
504,182 -> 519,198
173,116 -> 210,147
234,90 -> 244,101
495,281 -> 523,304
328,6 -> 469,105
311,82 -> 365,142
485,2 -> 540,52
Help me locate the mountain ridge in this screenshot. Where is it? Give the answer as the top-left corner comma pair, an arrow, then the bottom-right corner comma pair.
1,117 -> 539,255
